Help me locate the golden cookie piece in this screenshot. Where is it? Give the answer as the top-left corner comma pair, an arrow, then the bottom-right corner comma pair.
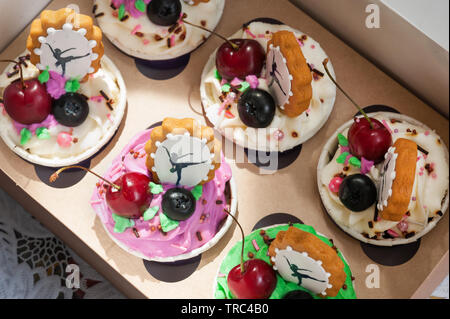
145,118 -> 221,185
267,31 -> 312,118
380,138 -> 418,222
27,8 -> 104,82
268,226 -> 346,298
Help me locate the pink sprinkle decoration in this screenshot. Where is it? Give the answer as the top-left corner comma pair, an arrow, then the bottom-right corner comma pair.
273,130 -> 284,141
297,39 -> 304,47
252,239 -> 260,251
230,77 -> 242,86
424,131 -> 430,136
244,28 -> 257,39
432,173 -> 437,179
381,120 -> 393,134
142,39 -> 150,45
245,75 -> 259,89
131,24 -> 142,35
57,132 -> 72,148
397,218 -> 409,233
258,34 -> 266,38
340,146 -> 350,153
387,229 -> 400,238
107,113 -> 113,123
394,129 -> 399,133
311,44 -> 315,49
329,177 -> 343,193
344,154 -> 353,165
419,172 -> 424,176
411,197 -> 416,201
220,79 -> 228,86
90,95 -> 104,103
361,157 -> 375,174
170,35 -> 176,47
217,273 -> 226,278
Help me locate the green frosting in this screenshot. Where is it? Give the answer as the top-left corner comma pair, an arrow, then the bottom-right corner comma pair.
112,214 -> 135,233
337,133 -> 348,147
20,128 -> 32,145
238,81 -> 250,92
143,206 -> 159,221
191,185 -> 203,201
349,157 -> 361,168
214,223 -> 356,299
221,83 -> 231,93
65,78 -> 80,93
135,0 -> 146,12
118,4 -> 126,20
149,182 -> 163,195
160,213 -> 179,233
36,127 -> 50,140
336,152 -> 350,164
38,67 -> 50,84
214,69 -> 222,81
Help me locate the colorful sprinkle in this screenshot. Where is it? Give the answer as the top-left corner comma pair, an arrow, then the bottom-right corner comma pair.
90,95 -> 104,103
252,239 -> 260,251
244,28 -> 257,39
35,127 -> 50,140
131,24 -> 142,35
57,132 -> 72,148
328,177 -> 343,194
387,229 -> 400,238
273,129 -> 284,141
221,83 -> 231,93
238,81 -> 250,92
20,128 -> 32,145
245,75 -> 259,89
230,77 -> 242,86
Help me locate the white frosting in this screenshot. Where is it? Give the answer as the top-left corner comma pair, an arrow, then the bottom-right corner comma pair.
94,0 -> 225,60
36,23 -> 100,79
319,114 -> 449,240
200,22 -> 336,152
377,146 -> 398,211
151,133 -> 214,187
0,52 -> 124,164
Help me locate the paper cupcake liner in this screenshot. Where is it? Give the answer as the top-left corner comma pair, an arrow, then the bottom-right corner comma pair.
212,223 -> 355,299
317,112 -> 449,246
200,21 -> 336,153
99,175 -> 238,263
0,54 -> 127,168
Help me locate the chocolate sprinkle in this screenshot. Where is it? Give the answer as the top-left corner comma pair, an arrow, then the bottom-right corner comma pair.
132,228 -> 140,238
247,252 -> 254,259
405,232 -> 416,239
7,70 -> 19,78
216,200 -> 223,205
196,231 -> 203,241
120,15 -> 129,22
436,210 -> 443,217
95,12 -> 105,18
110,3 -> 117,10
417,145 -> 429,155
368,221 -> 374,229
135,32 -> 144,38
92,4 -> 97,14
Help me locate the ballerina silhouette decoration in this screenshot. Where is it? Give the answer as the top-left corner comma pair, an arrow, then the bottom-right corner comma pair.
285,257 -> 326,286
45,43 -> 90,76
163,146 -> 208,186
268,52 -> 287,96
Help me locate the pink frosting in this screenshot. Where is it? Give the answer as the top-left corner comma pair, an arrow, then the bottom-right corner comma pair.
12,114 -> 58,135
90,129 -> 233,259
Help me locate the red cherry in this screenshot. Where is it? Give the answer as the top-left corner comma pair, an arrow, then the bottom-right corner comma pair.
227,259 -> 277,299
348,117 -> 392,164
216,39 -> 266,81
3,78 -> 52,125
106,172 -> 152,219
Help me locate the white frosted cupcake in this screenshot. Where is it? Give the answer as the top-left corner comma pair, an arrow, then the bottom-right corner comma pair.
93,0 -> 225,61
0,8 -> 126,167
200,21 -> 336,152
318,112 -> 449,246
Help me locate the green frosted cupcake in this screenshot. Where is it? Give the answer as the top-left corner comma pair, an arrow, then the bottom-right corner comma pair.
215,223 -> 356,299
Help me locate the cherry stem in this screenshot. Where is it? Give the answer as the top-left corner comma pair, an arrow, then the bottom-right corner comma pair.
1,59 -> 26,90
322,59 -> 374,129
224,209 -> 245,274
49,166 -> 121,190
182,19 -> 240,51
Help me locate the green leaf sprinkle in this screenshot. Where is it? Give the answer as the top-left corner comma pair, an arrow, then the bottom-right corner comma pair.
214,69 -> 222,81
20,128 -> 32,145
160,213 -> 179,233
349,157 -> 362,168
112,213 -> 135,233
149,182 -> 164,195
337,133 -> 348,147
38,66 -> 50,84
238,81 -> 250,92
221,83 -> 231,93
36,127 -> 50,140
143,206 -> 159,221
65,78 -> 80,93
336,152 -> 350,164
118,4 -> 126,20
191,185 -> 203,201
135,0 -> 146,12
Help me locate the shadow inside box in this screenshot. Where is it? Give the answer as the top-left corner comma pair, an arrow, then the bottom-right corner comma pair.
143,255 -> 202,283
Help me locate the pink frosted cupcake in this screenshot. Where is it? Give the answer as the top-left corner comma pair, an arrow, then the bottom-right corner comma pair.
90,118 -> 237,262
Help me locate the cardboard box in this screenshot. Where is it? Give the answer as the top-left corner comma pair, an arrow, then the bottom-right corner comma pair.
0,0 -> 448,299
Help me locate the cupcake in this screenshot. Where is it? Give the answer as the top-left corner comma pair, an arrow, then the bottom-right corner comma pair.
318,112 -> 449,246
88,118 -> 237,262
93,0 -> 225,62
0,8 -> 126,167
200,21 -> 336,152
215,223 -> 356,299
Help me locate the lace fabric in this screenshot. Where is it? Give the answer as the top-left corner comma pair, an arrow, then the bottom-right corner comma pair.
0,189 -> 124,299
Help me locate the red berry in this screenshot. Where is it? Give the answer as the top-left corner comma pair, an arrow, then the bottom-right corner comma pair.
227,259 -> 277,299
3,79 -> 52,125
348,117 -> 392,164
216,39 -> 266,81
106,172 -> 152,218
